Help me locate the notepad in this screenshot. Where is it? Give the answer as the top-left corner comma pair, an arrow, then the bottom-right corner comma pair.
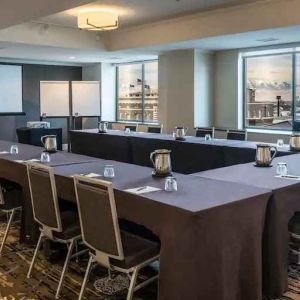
0,151 -> 9,154
275,174 -> 300,181
85,173 -> 102,178
125,186 -> 162,195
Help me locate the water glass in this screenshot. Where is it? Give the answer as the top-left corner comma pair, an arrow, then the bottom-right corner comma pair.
276,162 -> 288,176
205,134 -> 212,141
10,145 -> 19,154
277,139 -> 284,147
104,165 -> 115,178
164,176 -> 178,192
40,152 -> 51,163
172,131 -> 176,138
125,128 -> 131,134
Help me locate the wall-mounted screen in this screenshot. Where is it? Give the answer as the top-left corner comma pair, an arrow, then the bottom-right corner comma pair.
0,65 -> 23,114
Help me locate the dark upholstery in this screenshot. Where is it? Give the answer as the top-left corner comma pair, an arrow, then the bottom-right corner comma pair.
125,125 -> 137,132
54,210 -> 81,239
0,178 -> 22,211
147,126 -> 162,134
76,183 -> 120,256
227,130 -> 246,141
195,128 -> 213,138
28,168 -> 59,229
110,231 -> 160,269
289,212 -> 300,235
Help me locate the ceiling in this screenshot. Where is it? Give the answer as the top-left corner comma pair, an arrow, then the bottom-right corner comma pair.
37,0 -> 261,29
0,0 -> 94,29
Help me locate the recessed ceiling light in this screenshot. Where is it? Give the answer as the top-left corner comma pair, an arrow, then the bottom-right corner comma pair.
256,38 -> 279,43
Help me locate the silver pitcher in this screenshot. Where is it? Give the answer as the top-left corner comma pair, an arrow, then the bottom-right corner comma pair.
41,135 -> 57,153
255,144 -> 277,166
175,126 -> 188,140
290,134 -> 300,151
150,149 -> 172,176
98,121 -> 108,133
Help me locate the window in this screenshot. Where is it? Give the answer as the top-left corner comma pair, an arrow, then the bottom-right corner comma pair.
117,61 -> 158,123
244,51 -> 296,130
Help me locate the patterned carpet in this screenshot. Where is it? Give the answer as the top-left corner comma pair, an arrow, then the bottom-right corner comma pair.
0,217 -> 300,300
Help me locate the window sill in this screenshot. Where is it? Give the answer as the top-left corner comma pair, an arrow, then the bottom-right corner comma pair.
246,128 -> 292,135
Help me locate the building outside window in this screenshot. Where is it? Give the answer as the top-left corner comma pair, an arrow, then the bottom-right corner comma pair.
117,61 -> 158,123
243,50 -> 300,130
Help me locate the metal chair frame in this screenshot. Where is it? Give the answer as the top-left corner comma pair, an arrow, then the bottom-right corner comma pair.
0,186 -> 22,256
74,175 -> 159,300
26,162 -> 84,299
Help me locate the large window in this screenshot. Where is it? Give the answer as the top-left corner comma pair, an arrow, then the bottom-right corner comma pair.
244,51 -> 297,130
117,61 -> 158,123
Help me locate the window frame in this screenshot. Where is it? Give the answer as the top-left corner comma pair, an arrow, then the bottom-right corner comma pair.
116,60 -> 158,124
243,50 -> 298,131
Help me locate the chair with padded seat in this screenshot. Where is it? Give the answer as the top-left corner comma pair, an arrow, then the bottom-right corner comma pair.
73,176 -> 160,300
124,124 -> 137,132
0,178 -> 22,256
26,162 -> 83,299
195,127 -> 215,138
289,212 -> 300,264
226,129 -> 247,141
147,124 -> 163,134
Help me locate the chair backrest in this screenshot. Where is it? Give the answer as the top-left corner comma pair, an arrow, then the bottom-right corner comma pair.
148,124 -> 163,134
0,185 -> 4,205
74,176 -> 124,261
226,130 -> 247,141
124,124 -> 137,132
27,162 -> 62,233
195,127 -> 215,138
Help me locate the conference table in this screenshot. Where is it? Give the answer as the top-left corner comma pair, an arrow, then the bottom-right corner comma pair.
0,139 -> 272,300
193,153 -> 300,298
70,129 -> 291,173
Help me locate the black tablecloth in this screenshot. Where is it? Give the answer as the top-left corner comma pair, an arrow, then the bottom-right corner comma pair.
193,154 -> 300,298
70,129 -> 292,173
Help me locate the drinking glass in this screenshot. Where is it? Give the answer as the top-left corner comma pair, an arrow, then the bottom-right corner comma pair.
277,139 -> 284,147
40,152 -> 51,163
104,165 -> 115,178
172,131 -> 176,138
164,176 -> 178,192
276,162 -> 288,176
125,128 -> 131,134
205,134 -> 212,141
10,145 -> 19,154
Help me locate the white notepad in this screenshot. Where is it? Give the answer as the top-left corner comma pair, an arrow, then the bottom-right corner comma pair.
275,174 -> 300,181
0,151 -> 9,154
125,186 -> 162,195
85,173 -> 102,178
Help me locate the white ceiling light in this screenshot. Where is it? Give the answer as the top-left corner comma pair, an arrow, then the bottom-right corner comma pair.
77,11 -> 118,31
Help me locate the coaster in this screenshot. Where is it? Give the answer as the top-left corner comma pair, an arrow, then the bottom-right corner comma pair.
94,274 -> 129,296
152,170 -> 173,178
253,163 -> 272,168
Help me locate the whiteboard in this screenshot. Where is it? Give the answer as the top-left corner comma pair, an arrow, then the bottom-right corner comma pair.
40,81 -> 70,117
0,65 -> 22,113
72,81 -> 100,117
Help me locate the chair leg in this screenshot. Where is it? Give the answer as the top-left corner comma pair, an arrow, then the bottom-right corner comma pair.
27,231 -> 44,278
55,239 -> 75,299
0,209 -> 15,256
78,255 -> 94,300
127,267 -> 139,300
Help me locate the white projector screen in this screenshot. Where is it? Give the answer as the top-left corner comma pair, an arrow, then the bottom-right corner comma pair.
0,65 -> 23,113
72,81 -> 100,117
40,81 -> 70,117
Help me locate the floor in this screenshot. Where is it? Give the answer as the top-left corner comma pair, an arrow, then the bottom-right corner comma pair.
0,219 -> 300,300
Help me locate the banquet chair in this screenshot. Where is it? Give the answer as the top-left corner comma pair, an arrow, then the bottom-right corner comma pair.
289,213 -> 300,264
147,124 -> 163,134
26,162 -> 83,299
0,179 -> 22,256
124,124 -> 137,132
73,176 -> 160,300
226,129 -> 247,141
195,127 -> 215,138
